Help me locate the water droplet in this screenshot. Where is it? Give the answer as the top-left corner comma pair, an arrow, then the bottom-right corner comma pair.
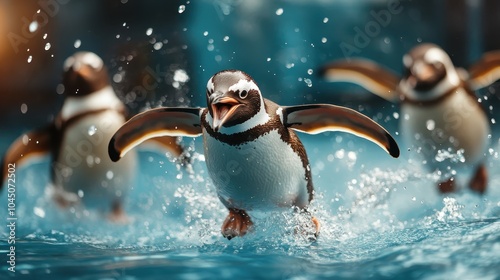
34,207 -> 45,218
88,125 -> 97,136
106,170 -> 114,180
78,190 -> 84,198
412,197 -> 416,201
20,103 -> 28,114
153,42 -> 163,50
276,8 -> 283,16
203,31 -> 208,36
323,17 -> 329,23
223,36 -> 229,42
304,78 -> 312,87
43,33 -> 48,39
492,118 -> 496,124
307,69 -> 313,75
29,21 -> 38,33
27,56 -> 33,63
321,37 -> 327,43
393,112 -> 399,119
146,28 -> 153,36
74,39 -> 81,48
173,69 -> 189,83
417,37 -> 422,42
426,119 -> 435,131
44,42 -> 51,50
178,5 -> 186,13
113,73 -> 123,83
122,22 -> 127,27
56,84 -> 65,95
335,149 -> 345,159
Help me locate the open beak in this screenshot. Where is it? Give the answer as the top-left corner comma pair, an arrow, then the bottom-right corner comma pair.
210,96 -> 241,132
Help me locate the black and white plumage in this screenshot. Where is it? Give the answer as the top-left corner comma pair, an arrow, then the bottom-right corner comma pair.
108,69 -> 400,239
1,52 -> 184,222
320,43 -> 500,194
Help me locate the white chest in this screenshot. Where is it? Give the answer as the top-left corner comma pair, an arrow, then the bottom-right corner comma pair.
400,89 -> 489,170
54,110 -> 137,208
202,129 -> 309,211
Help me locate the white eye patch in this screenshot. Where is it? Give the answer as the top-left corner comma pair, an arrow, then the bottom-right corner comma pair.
228,78 -> 259,94
206,77 -> 215,93
63,52 -> 103,72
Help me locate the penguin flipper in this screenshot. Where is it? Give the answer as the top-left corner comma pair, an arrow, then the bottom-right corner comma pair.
109,107 -> 202,162
283,105 -> 400,158
319,59 -> 400,102
467,50 -> 500,90
1,125 -> 55,189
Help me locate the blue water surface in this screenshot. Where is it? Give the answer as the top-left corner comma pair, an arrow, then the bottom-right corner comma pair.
1,128 -> 499,279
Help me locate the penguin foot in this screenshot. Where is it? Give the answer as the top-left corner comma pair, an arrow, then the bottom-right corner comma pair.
438,177 -> 456,193
221,209 -> 253,240
294,213 -> 321,241
469,164 -> 487,194
108,201 -> 129,224
312,216 -> 321,239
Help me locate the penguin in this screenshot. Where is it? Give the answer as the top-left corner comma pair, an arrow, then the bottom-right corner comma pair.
107,69 -> 400,239
319,43 -> 500,194
1,51 -> 185,222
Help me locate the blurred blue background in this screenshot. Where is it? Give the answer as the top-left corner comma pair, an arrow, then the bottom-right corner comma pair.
1,0 -> 500,137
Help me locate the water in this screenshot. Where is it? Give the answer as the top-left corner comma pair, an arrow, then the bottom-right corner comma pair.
1,130 -> 499,279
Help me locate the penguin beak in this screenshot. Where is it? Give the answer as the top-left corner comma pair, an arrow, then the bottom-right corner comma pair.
413,62 -> 435,82
210,95 -> 241,132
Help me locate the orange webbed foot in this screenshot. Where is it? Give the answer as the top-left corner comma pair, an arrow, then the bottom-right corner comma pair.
469,164 -> 487,194
108,201 -> 130,224
221,209 -> 253,240
438,177 -> 456,194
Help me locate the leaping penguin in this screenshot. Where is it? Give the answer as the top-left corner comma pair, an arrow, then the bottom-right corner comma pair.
1,51 -> 185,222
319,43 -> 500,194
108,69 -> 400,239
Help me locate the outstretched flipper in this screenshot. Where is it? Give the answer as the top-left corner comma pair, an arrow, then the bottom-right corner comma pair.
319,59 -> 401,102
282,105 -> 400,158
1,125 -> 56,189
109,107 -> 203,162
467,50 -> 500,90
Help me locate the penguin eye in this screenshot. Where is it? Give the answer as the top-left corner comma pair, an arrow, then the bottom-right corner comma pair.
239,90 -> 248,99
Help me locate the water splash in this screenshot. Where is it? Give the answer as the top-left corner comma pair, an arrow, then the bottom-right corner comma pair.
435,148 -> 465,163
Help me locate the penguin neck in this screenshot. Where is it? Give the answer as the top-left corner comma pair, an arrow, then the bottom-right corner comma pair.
208,98 -> 270,135
60,85 -> 123,121
402,68 -> 460,102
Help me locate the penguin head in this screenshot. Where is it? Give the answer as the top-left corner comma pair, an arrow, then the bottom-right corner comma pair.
206,70 -> 265,132
62,52 -> 110,97
400,43 -> 460,101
